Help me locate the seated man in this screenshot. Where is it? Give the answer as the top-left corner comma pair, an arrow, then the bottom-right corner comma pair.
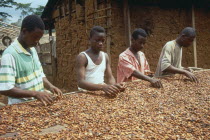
155,27 -> 198,83
117,28 -> 163,88
76,26 -> 124,96
0,15 -> 63,105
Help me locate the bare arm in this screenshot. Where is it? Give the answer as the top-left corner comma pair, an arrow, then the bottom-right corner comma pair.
43,77 -> 54,90
132,70 -> 153,82
164,65 -> 186,74
0,87 -> 38,98
43,77 -> 63,97
105,53 -> 116,85
76,53 -> 120,95
0,87 -> 53,105
164,65 -> 198,83
76,53 -> 104,90
132,70 -> 163,88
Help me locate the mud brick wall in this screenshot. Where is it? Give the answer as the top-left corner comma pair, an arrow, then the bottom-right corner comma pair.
110,1 -> 194,72
53,0 -> 210,92
54,0 -> 108,91
109,1 -> 126,78
195,9 -> 210,68
130,6 -> 193,71
110,1 -> 210,73
55,15 -> 88,91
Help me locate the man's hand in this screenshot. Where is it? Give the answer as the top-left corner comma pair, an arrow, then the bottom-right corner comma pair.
145,71 -> 154,77
43,77 -> 63,98
184,67 -> 193,72
149,78 -> 163,88
35,91 -> 54,106
114,83 -> 126,92
49,86 -> 63,98
102,84 -> 120,97
184,71 -> 199,83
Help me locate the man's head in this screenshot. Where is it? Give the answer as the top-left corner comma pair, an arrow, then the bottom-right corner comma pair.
178,27 -> 196,47
20,15 -> 45,48
89,26 -> 106,52
131,28 -> 147,52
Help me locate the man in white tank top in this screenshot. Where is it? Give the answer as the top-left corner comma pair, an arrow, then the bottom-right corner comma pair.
76,26 -> 125,97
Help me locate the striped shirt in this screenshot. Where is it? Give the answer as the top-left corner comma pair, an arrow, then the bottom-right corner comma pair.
117,48 -> 151,83
0,39 -> 45,104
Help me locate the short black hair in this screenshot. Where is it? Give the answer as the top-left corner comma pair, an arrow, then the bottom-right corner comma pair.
90,26 -> 105,38
21,15 -> 45,32
181,27 -> 196,37
132,28 -> 147,40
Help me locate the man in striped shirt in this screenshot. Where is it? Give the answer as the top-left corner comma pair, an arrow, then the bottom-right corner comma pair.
117,28 -> 163,88
0,15 -> 63,105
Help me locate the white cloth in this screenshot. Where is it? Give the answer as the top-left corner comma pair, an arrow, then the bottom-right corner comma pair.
78,51 -> 106,90
82,51 -> 106,84
8,98 -> 28,105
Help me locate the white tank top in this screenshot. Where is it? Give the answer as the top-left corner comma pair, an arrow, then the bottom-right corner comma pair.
82,51 -> 106,84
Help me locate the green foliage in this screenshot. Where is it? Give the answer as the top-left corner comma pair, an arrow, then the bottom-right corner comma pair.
33,5 -> 45,16
0,1 -> 45,23
15,3 -> 34,19
0,0 -> 17,18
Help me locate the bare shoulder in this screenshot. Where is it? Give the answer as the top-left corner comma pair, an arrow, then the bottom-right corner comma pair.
77,52 -> 86,59
103,52 -> 109,60
76,52 -> 87,65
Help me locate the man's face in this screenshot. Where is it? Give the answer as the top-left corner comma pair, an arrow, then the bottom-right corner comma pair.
181,35 -> 195,47
90,32 -> 106,52
22,27 -> 44,47
132,35 -> 146,51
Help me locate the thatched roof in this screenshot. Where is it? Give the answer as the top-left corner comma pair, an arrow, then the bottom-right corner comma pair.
0,22 -> 20,50
41,0 -> 60,30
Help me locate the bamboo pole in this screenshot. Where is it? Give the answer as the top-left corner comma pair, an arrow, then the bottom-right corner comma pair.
68,0 -> 72,20
192,4 -> 197,67
87,7 -> 112,16
86,15 -> 111,21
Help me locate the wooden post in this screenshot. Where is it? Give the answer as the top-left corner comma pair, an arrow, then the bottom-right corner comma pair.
68,0 -> 72,21
94,0 -> 98,25
84,0 -> 88,37
49,26 -> 52,36
192,4 -> 197,67
106,0 -> 111,62
123,0 -> 131,48
49,26 -> 56,84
